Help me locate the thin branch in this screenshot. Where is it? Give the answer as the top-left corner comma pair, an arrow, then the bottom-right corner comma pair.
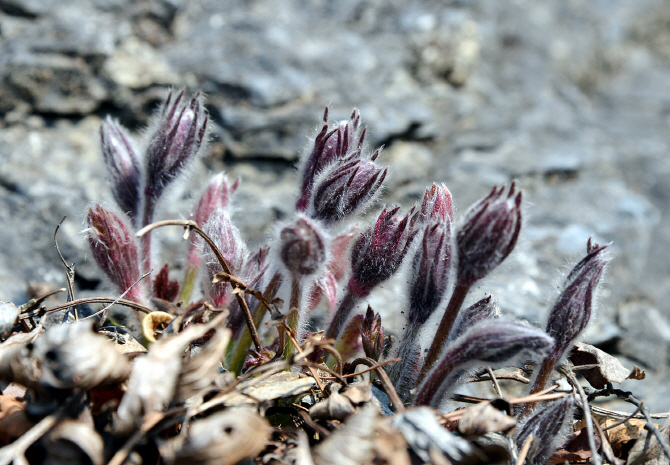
486,367 -> 503,398
81,271 -> 152,322
136,219 -> 262,351
515,435 -> 533,465
348,357 -> 405,412
40,297 -> 153,316
54,217 -> 77,320
602,402 -> 643,431
464,369 -> 530,384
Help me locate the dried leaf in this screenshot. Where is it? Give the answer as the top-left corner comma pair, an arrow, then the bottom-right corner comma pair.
142,311 -> 175,343
99,329 -> 147,356
599,417 -> 647,456
373,418 -> 411,465
548,427 -> 601,464
42,419 -> 104,465
457,401 -> 516,436
0,330 -> 41,391
626,424 -> 670,465
0,303 -> 19,342
310,384 -> 356,421
168,408 -> 271,465
33,321 -> 131,390
313,405 -> 378,465
342,381 -> 372,406
0,395 -> 32,443
570,342 -> 645,389
220,372 -> 316,407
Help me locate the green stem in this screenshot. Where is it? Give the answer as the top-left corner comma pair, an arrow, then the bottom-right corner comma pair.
179,266 -> 199,303
282,278 -> 301,361
418,281 -> 471,383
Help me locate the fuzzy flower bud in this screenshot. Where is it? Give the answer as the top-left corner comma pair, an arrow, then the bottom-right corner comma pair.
516,396 -> 575,464
85,204 -> 143,303
278,215 -> 329,277
348,206 -> 419,297
145,90 -> 208,202
415,320 -> 553,406
409,220 -> 453,326
100,118 -> 142,225
418,183 -> 453,224
546,239 -> 610,360
448,295 -> 500,343
361,306 -> 384,361
310,150 -> 387,224
296,108 -> 364,211
201,208 -> 248,308
456,183 -> 522,285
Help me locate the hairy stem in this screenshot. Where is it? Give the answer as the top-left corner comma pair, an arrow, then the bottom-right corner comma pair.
414,355 -> 455,406
282,278 -> 302,361
518,355 -> 558,419
325,288 -> 359,341
140,198 -> 157,276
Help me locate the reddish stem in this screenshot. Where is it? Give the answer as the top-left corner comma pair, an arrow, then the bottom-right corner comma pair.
325,288 -> 358,341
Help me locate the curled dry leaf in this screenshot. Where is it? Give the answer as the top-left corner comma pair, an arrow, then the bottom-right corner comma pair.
142,311 -> 175,343
219,372 -> 316,407
570,342 -> 646,389
310,384 -> 356,421
597,416 -> 647,457
41,419 -> 104,465
0,303 -> 19,342
168,408 -> 271,465
313,405 -> 378,465
457,401 -> 516,436
33,321 -> 131,390
99,329 -> 147,357
0,330 -> 41,392
0,395 -> 32,443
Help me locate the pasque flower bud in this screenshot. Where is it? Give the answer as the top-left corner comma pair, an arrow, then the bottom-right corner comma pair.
145,90 -> 208,202
85,204 -> 144,303
545,238 -> 610,360
100,118 -> 142,226
448,295 -> 499,343
296,108 -> 364,211
415,320 -> 553,406
278,215 -> 328,277
348,206 -> 419,298
418,183 -> 453,224
310,150 -> 387,224
457,183 -> 522,285
361,306 -> 384,361
516,396 -> 575,465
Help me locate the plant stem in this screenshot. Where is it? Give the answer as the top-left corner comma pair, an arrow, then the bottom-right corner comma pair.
282,278 -> 302,361
179,266 -> 199,303
141,198 -> 156,276
518,355 -> 558,419
325,288 -> 359,341
389,322 -> 420,384
419,281 -> 471,382
414,355 -> 455,406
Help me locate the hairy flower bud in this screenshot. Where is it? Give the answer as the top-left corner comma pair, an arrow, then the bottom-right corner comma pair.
415,320 -> 553,406
278,215 -> 328,277
310,150 -> 387,224
85,204 -> 143,303
456,183 -> 522,285
516,396 -> 575,464
361,306 -> 384,361
418,183 -> 453,224
100,118 -> 142,225
448,295 -> 500,343
348,206 -> 419,297
145,90 -> 208,202
296,108 -> 364,211
546,239 -> 610,360
201,208 -> 248,307
409,220 -> 453,326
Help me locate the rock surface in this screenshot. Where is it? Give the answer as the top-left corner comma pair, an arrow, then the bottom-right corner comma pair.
1,0 -> 669,409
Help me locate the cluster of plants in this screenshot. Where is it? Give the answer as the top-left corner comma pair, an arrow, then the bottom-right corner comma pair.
0,90 -> 661,464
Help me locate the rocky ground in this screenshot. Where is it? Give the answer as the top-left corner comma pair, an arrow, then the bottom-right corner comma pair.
1,0 -> 670,410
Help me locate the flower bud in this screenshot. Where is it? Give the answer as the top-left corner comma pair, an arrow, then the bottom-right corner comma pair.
200,208 -> 248,307
100,118 -> 142,225
516,396 -> 575,464
418,183 -> 453,224
448,295 -> 500,343
348,206 -> 419,297
545,239 -> 610,360
153,264 -> 180,302
361,306 -> 384,361
145,90 -> 208,202
310,151 -> 387,224
415,320 -> 553,406
408,220 -> 453,326
278,215 -> 328,277
296,108 -> 364,211
85,204 -> 144,303
456,183 -> 522,285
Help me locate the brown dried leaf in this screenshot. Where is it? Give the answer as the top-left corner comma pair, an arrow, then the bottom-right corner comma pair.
0,303 -> 19,342
373,417 -> 411,465
600,417 -> 647,457
168,408 -> 271,465
99,330 -> 147,356
142,311 -> 175,343
628,366 -> 646,381
626,424 -> 670,465
457,401 -> 516,436
33,320 -> 131,390
548,427 -> 601,464
570,342 -> 645,389
0,330 -> 41,391
313,405 -> 378,465
0,395 -> 32,443
42,419 -> 104,465
310,384 -> 356,421
342,381 -> 372,406
220,372 -> 316,407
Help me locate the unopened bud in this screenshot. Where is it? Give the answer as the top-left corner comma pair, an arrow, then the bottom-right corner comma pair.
456,183 -> 522,285
100,117 -> 142,225
418,183 -> 453,224
85,204 -> 144,303
448,295 -> 500,343
153,264 -> 180,302
361,306 -> 384,361
516,396 -> 575,464
278,215 -> 328,277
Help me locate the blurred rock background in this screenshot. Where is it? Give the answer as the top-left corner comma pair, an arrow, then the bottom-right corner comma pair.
1,0 -> 670,409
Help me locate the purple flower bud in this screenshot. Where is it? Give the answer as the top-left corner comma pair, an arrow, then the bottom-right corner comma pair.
456,183 -> 522,285
361,306 -> 384,361
409,220 -> 453,326
418,183 -> 453,224
516,396 -> 575,464
296,108 -> 365,211
227,246 -> 271,337
145,90 -> 208,202
100,118 -> 142,225
278,215 -> 329,277
448,295 -> 500,343
310,150 -> 387,224
348,206 -> 419,297
153,264 -> 179,302
85,204 -> 144,303
200,208 -> 247,307
415,320 -> 553,406
546,239 -> 610,360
